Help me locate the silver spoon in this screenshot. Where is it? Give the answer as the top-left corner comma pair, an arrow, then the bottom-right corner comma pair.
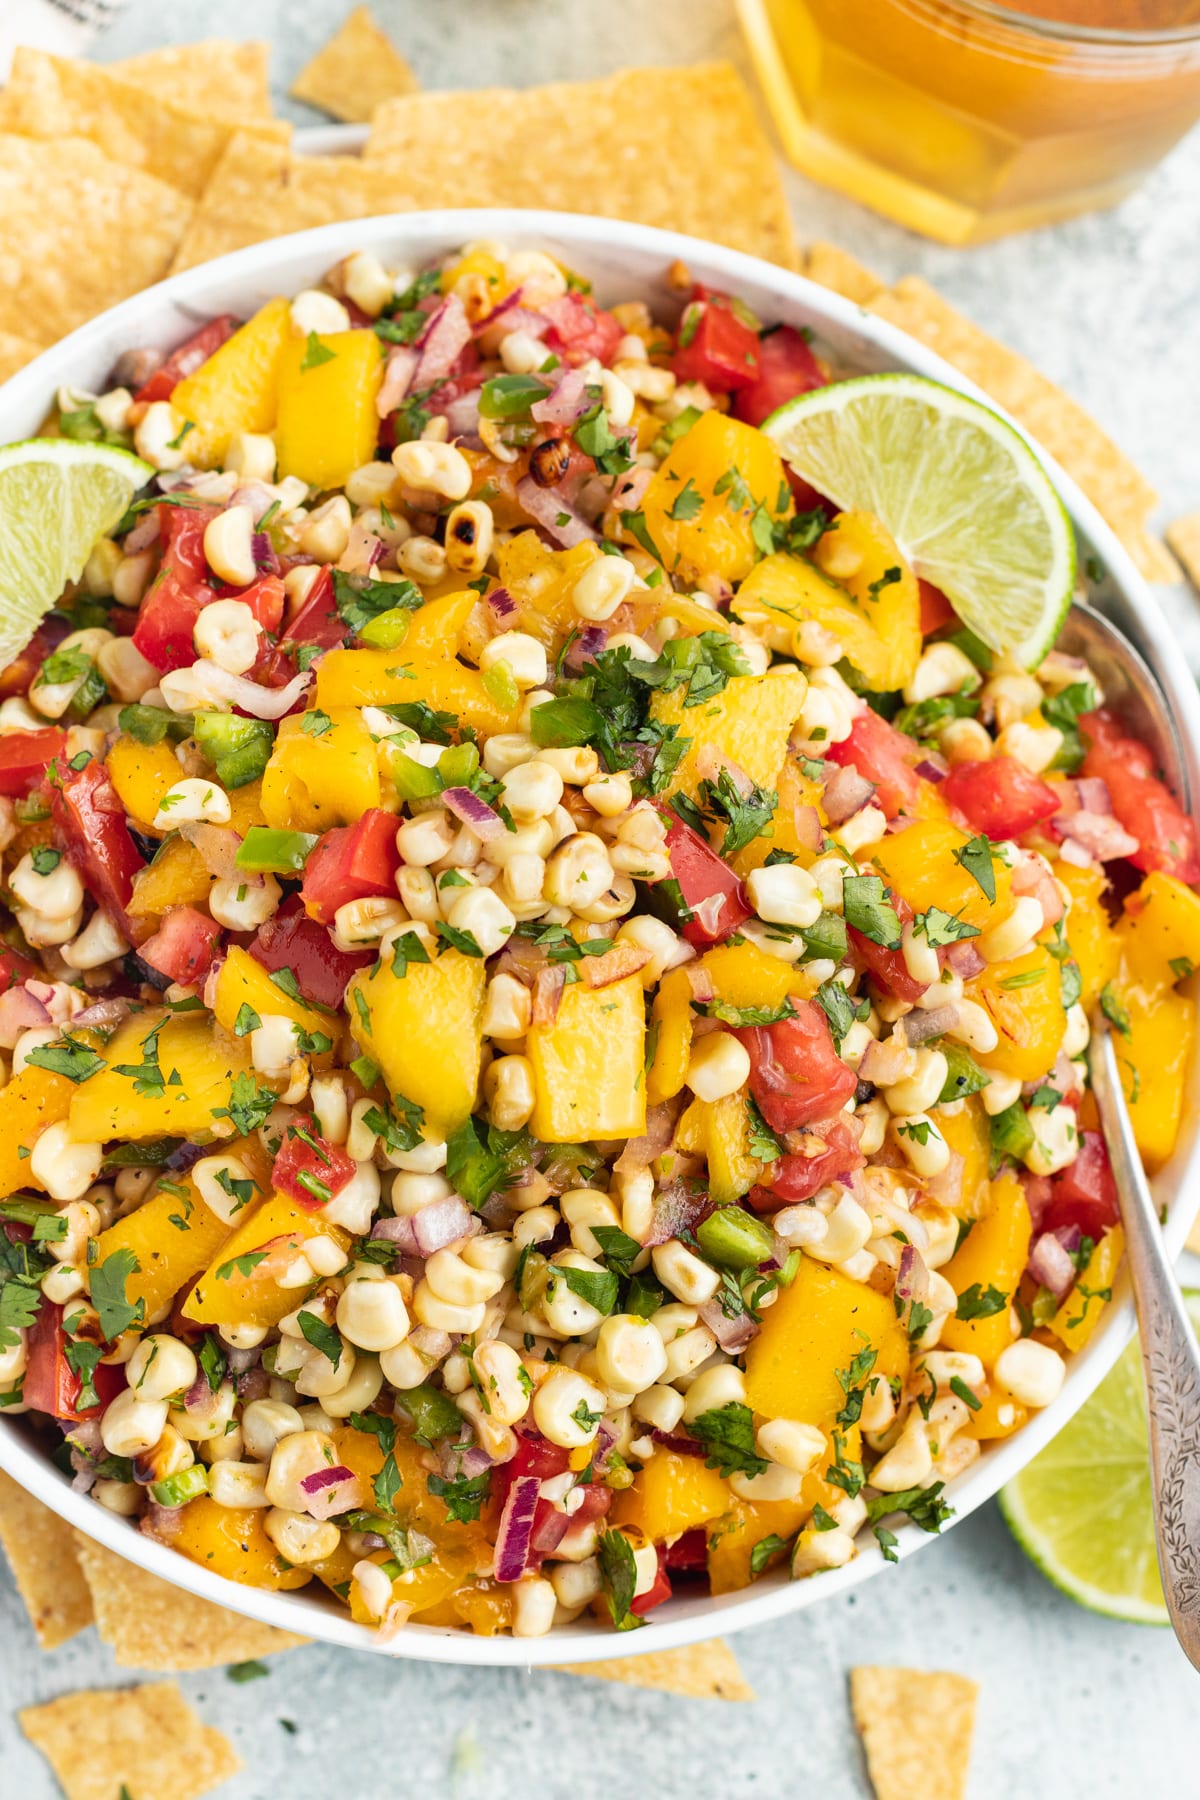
1062,600 -> 1200,1670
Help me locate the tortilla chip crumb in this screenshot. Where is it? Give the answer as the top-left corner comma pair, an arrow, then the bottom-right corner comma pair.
850,1665 -> 978,1800
291,5 -> 418,123
73,1529 -> 307,1671
1166,514 -> 1200,592
802,242 -> 884,306
553,1637 -> 755,1701
20,1680 -> 241,1800
0,1473 -> 93,1650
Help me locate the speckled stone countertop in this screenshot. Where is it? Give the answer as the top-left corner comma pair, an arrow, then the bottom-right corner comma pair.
2,4 -> 1199,1795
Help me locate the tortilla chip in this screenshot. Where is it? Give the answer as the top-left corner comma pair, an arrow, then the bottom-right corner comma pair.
850,1665 -> 978,1800
0,1473 -> 93,1649
802,241 -> 884,306
866,276 -> 1163,579
553,1638 -> 755,1700
109,39 -> 275,125
1167,514 -> 1200,592
362,63 -> 796,266
0,330 -> 43,383
0,136 -> 193,345
73,1529 -> 307,1670
0,48 -> 288,201
20,1680 -> 241,1800
290,5 -> 418,123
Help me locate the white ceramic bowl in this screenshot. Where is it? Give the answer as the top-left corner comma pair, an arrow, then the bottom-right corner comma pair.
2,210 -> 1197,1666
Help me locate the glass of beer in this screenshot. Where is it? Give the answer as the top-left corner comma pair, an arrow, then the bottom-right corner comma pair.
739,0 -> 1200,243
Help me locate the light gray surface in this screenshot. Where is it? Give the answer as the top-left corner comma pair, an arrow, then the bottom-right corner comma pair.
3,2 -> 1199,1794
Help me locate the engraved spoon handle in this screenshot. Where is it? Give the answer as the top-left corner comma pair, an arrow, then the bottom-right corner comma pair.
1091,1020 -> 1200,1671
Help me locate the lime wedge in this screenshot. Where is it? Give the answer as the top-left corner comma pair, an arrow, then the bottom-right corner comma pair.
998,1290 -> 1200,1625
761,373 -> 1076,668
0,439 -> 152,669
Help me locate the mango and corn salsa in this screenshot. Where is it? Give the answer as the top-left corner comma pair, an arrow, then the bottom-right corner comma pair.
0,242 -> 1196,1638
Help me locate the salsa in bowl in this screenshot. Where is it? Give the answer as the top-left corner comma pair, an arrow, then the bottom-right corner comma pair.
0,211 -> 1196,1664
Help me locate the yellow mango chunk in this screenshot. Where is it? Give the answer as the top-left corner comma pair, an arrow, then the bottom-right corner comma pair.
274,327 -> 383,490
939,1171 -> 1031,1367
649,665 -> 808,803
611,1448 -> 730,1543
972,946 -> 1064,1084
1120,870 -> 1200,998
701,938 -> 800,1012
182,1191 -> 344,1328
646,966 -> 695,1106
527,972 -> 646,1143
866,818 -> 1014,932
496,533 -> 600,647
347,948 -> 485,1140
174,1498 -> 311,1589
707,1495 -> 810,1593
129,836 -> 213,919
212,945 -> 326,1037
1048,1226 -> 1124,1350
703,1092 -> 760,1204
68,1010 -> 263,1143
1055,861 -> 1119,1011
91,1171 -> 238,1322
641,410 -> 791,584
171,297 -> 293,469
0,1062 -> 76,1196
316,650 -> 519,739
730,757 -> 826,877
744,1260 -> 909,1430
105,737 -> 182,831
934,1096 -> 992,1219
963,1380 -> 1028,1442
1118,986 -> 1194,1170
737,512 -> 921,693
260,707 -> 380,831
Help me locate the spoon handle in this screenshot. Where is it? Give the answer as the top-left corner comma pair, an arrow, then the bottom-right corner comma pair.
1092,1022 -> 1200,1670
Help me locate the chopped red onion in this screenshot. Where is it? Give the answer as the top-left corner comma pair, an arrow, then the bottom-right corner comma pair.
646,1178 -> 709,1248
531,366 -> 593,426
1068,776 -> 1112,814
894,1243 -> 930,1318
413,293 -> 472,388
650,1430 -> 706,1457
945,939 -> 987,981
685,964 -> 716,1004
301,1464 -> 355,1493
183,1373 -> 217,1416
251,531 -> 282,576
236,1366 -> 271,1402
141,1501 -> 185,1543
371,1215 -> 419,1254
914,757 -> 948,783
900,1004 -> 959,1045
187,664 -> 312,719
441,389 -> 482,439
458,1446 -> 495,1480
494,1474 -> 540,1582
531,964 -> 566,1028
124,508 -> 162,554
1056,811 -> 1139,862
412,1194 -> 473,1256
0,986 -> 50,1048
179,823 -> 242,878
441,785 -> 507,841
529,1503 -> 570,1556
1058,836 -> 1093,868
792,803 -> 823,852
377,344 -> 418,417
1027,1230 -> 1078,1298
577,625 -> 608,661
474,285 -> 549,337
614,1103 -> 677,1174
300,1463 -> 360,1520
699,1298 -> 759,1352
691,892 -> 727,939
515,476 -> 599,547
822,764 -> 876,825
71,997 -> 132,1033
487,586 -> 517,621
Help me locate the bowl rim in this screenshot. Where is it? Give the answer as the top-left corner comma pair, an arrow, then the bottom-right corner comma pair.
1,205 -> 1195,1667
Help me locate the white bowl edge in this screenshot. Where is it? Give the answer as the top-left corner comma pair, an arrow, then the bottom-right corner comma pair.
1,207 -> 1196,1667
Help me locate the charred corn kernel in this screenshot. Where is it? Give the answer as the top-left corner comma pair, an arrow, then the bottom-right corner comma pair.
729,1462 -> 804,1503
755,1417 -> 827,1473
209,872 -> 281,931
543,1254 -> 612,1335
444,500 -> 494,575
411,1282 -> 486,1335
193,596 -> 261,674
893,1113 -> 950,1177
480,630 -> 548,691
572,555 -> 636,622
485,1054 -> 536,1131
871,1410 -> 935,1491
445,885 -> 516,956
746,863 -> 822,929
341,251 -> 394,317
297,494 -> 353,563
223,431 -> 276,482
425,1249 -> 504,1307
264,1430 -> 337,1510
685,1031 -> 751,1103
134,400 -> 190,471
96,634 -> 157,702
501,759 -> 563,821
241,1399 -> 303,1461
594,1315 -> 668,1395
982,672 -> 1042,730
884,1047 -> 949,1116
209,1460 -> 270,1508
532,1365 -> 606,1449
995,1338 -> 1066,1408
1024,1103 -> 1080,1177
391,439 -> 472,501
651,1238 -> 721,1307
336,1278 -> 410,1352
100,1389 -> 168,1459
979,897 -> 1044,963
126,1333 -> 197,1401
10,851 -> 85,921
112,548 -> 158,608
995,719 -> 1063,773
903,643 -> 981,704
202,505 -> 257,589
632,1384 -> 686,1433
681,1365 -> 746,1422
542,833 -> 614,910
154,778 -> 231,828
265,1507 -> 340,1564
945,999 -> 1000,1055
30,1122 -> 103,1201
290,290 -> 350,334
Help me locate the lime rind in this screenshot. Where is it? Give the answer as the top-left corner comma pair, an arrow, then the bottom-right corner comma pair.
0,439 -> 153,671
997,1290 -> 1200,1626
762,372 -> 1076,669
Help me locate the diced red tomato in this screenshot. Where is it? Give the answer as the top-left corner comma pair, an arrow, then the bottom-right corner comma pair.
133,505 -> 285,674
490,1428 -> 572,1517
0,625 -> 55,701
301,810 -> 403,924
660,814 -> 752,946
136,905 -> 222,986
734,324 -> 824,426
630,1547 -> 673,1615
940,757 -> 1060,840
23,1302 -> 126,1420
133,315 -> 239,405
541,292 -> 623,367
256,568 -> 346,687
0,728 -> 67,796
249,896 -> 373,1010
664,1527 -> 709,1571
1081,710 -> 1200,883
1041,1131 -> 1120,1241
672,297 -> 761,393
0,948 -> 36,992
827,710 -> 923,819
918,579 -> 958,635
50,754 -> 145,932
736,1003 -> 858,1134
272,1112 -> 356,1211
748,1116 -> 864,1210
849,893 -> 927,1004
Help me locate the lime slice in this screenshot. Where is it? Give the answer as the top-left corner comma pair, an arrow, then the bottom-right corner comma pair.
761,373 -> 1076,668
0,439 -> 152,669
998,1290 -> 1200,1624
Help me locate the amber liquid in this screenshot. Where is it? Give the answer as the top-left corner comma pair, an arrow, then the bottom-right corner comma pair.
740,0 -> 1200,243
